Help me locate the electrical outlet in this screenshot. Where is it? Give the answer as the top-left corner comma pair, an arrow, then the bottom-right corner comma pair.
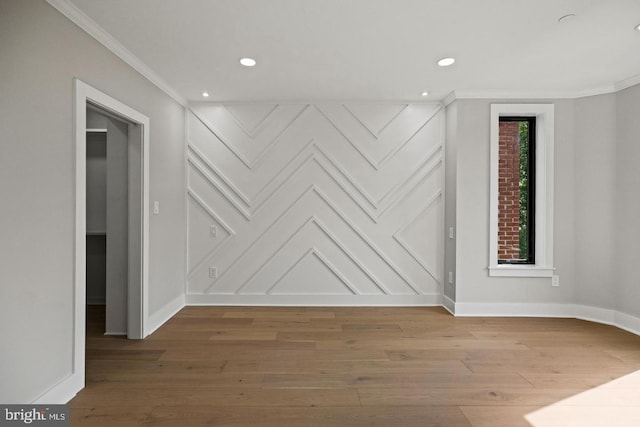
448,271 -> 453,284
209,225 -> 217,237
153,201 -> 160,215
209,267 -> 218,279
552,275 -> 560,287
448,227 -> 455,239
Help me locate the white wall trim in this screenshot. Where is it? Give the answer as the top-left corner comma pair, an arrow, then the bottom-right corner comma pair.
75,79 -> 151,339
573,85 -> 619,99
573,304 -> 640,337
187,294 -> 442,306
443,75 -> 640,105
452,90 -> 580,101
488,104 -> 554,277
453,302 -> 571,317
614,311 -> 640,337
451,302 -> 640,337
72,79 -> 151,402
572,304 -> 616,325
32,373 -> 82,404
183,296 -> 640,336
45,0 -> 186,107
442,295 -> 455,315
147,293 -> 186,336
615,74 -> 640,93
487,266 -> 555,278
441,92 -> 457,108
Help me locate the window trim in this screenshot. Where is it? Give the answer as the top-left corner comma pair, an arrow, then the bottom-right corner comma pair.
489,104 -> 554,277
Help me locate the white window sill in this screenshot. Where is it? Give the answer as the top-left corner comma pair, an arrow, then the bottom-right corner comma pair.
488,265 -> 555,278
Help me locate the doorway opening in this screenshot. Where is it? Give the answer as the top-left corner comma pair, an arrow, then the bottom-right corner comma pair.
72,79 -> 150,394
85,107 -> 130,335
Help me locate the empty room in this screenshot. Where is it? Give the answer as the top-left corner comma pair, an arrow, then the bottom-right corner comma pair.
2,0 -> 640,425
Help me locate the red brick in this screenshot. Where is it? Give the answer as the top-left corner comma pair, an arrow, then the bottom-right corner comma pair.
498,121 -> 521,259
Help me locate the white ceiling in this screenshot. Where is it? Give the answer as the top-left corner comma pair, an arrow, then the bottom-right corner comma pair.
65,0 -> 640,103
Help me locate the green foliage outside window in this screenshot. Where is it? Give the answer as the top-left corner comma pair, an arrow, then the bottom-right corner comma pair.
519,122 -> 529,259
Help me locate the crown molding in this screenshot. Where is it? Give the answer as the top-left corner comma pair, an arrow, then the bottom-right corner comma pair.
615,73 -> 640,92
453,89 -> 581,102
441,91 -> 457,107
442,74 -> 640,106
572,84 -> 619,99
46,0 -> 187,107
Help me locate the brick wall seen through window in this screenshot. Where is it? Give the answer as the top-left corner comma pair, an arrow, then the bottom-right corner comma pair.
498,117 -> 535,264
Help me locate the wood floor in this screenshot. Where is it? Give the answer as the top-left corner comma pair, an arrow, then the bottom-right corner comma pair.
71,306 -> 640,426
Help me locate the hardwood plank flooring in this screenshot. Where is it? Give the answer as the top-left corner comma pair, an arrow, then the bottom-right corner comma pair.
71,306 -> 640,426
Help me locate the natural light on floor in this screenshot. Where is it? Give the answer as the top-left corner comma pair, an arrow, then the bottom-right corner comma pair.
525,370 -> 640,426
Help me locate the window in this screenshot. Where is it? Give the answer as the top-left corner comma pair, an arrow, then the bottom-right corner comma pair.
489,104 -> 554,277
497,117 -> 535,264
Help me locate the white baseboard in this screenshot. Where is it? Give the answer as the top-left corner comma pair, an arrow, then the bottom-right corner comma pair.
146,293 -> 185,336
453,302 -> 572,317
32,293 -> 186,403
573,305 -> 640,336
615,311 -> 640,336
451,301 -> 640,337
184,295 -> 640,336
572,304 -> 617,325
186,294 -> 442,306
32,373 -> 82,404
442,295 -> 455,314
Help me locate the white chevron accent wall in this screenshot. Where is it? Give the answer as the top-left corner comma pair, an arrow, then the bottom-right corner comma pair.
186,103 -> 444,306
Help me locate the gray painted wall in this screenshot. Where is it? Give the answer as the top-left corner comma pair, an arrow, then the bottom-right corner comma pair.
573,94 -> 617,310
445,92 -> 640,322
615,84 -> 640,318
447,99 -> 576,305
0,0 -> 185,403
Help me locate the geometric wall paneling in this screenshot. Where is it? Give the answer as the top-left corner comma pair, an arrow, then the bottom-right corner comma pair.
191,104 -> 308,168
188,105 -> 443,221
186,103 -> 444,305
224,104 -> 278,137
316,103 -> 442,170
315,105 -> 443,215
237,219 -> 386,296
198,188 -> 419,296
186,192 -> 233,274
393,193 -> 443,283
268,249 -> 357,296
345,104 -> 408,138
187,146 -> 252,220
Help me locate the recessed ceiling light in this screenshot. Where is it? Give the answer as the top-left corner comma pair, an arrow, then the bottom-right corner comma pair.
558,13 -> 576,23
421,91 -> 429,97
437,57 -> 455,67
202,91 -> 209,98
240,57 -> 256,67
635,24 -> 640,31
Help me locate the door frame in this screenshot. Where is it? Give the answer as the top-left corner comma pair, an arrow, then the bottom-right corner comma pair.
72,78 -> 150,387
